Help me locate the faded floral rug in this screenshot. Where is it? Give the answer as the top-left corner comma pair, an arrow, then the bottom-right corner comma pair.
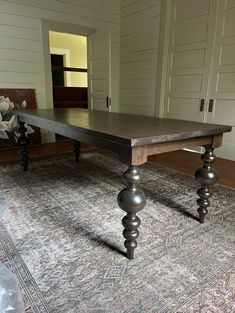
0,152 -> 235,313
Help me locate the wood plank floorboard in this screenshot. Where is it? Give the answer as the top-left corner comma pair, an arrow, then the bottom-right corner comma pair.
148,150 -> 235,190
0,140 -> 234,189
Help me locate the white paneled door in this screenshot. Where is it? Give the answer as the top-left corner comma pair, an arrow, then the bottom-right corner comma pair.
164,0 -> 235,160
164,0 -> 217,122
88,30 -> 111,111
206,0 -> 235,160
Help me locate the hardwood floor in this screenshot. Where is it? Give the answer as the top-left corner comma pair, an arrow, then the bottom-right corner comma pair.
149,150 -> 235,189
0,140 -> 234,189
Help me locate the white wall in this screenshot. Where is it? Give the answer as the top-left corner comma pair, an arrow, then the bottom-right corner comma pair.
0,0 -> 120,116
119,0 -> 162,116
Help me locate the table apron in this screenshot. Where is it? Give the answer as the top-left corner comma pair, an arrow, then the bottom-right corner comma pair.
120,134 -> 223,166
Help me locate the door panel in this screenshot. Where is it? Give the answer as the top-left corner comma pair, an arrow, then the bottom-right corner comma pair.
175,0 -> 210,21
174,22 -> 208,46
167,98 -> 201,120
207,0 -> 235,160
220,44 -> 235,65
88,30 -> 111,111
172,49 -> 205,69
226,0 -> 235,8
164,0 -> 217,123
171,74 -> 202,93
163,0 -> 235,160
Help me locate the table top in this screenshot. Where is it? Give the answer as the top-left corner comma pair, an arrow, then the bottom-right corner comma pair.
14,108 -> 232,147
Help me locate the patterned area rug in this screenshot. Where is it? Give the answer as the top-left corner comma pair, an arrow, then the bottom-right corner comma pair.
0,152 -> 234,313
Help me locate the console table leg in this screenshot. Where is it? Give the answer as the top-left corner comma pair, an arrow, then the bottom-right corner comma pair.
195,145 -> 218,223
117,165 -> 146,259
18,121 -> 30,171
74,141 -> 80,162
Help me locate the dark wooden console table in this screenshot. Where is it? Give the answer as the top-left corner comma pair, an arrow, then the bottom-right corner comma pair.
13,108 -> 232,259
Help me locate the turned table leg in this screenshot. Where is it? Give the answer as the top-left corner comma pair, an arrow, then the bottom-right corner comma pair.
195,145 -> 219,223
117,165 -> 146,259
18,121 -> 30,171
74,141 -> 80,162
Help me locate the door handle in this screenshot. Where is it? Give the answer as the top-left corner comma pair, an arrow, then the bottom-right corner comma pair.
106,97 -> 109,108
208,99 -> 214,112
200,99 -> 205,112
106,97 -> 111,108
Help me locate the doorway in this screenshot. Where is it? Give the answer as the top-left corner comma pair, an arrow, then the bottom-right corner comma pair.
49,31 -> 88,110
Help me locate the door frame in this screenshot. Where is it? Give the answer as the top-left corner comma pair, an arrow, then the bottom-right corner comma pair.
154,0 -> 172,118
41,19 -> 95,110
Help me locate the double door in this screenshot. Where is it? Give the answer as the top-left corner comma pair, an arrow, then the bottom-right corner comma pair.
164,0 -> 235,160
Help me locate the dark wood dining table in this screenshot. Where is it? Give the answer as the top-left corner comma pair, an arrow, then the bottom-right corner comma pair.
13,108 -> 232,259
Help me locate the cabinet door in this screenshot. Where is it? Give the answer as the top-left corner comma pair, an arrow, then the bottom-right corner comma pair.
164,0 -> 217,122
207,0 -> 235,160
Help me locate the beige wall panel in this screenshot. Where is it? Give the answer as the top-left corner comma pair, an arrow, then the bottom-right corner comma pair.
0,25 -> 41,41
120,79 -> 156,89
120,88 -> 156,98
0,60 -> 44,74
121,49 -> 157,63
121,69 -> 157,80
0,49 -> 43,63
121,59 -> 156,72
2,0 -> 119,24
119,96 -> 154,107
0,12 -> 40,29
122,36 -> 159,52
60,0 -> 120,14
120,0 -> 161,115
121,16 -> 160,35
118,104 -> 154,116
121,33 -> 137,46
0,72 -> 44,84
121,0 -> 161,16
0,37 -> 42,52
121,6 -> 160,26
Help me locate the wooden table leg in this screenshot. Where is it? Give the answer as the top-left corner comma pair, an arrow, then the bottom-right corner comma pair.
74,141 -> 80,162
18,121 -> 30,171
117,165 -> 146,259
195,145 -> 219,223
